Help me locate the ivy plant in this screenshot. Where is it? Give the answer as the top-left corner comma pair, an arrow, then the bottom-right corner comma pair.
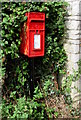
1,1 -> 68,119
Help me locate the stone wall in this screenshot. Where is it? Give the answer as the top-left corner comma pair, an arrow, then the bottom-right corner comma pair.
64,0 -> 81,104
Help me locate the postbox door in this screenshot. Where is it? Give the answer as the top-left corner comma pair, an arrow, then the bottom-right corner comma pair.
28,30 -> 44,57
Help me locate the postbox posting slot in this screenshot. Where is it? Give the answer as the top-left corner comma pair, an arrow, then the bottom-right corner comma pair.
30,19 -> 45,22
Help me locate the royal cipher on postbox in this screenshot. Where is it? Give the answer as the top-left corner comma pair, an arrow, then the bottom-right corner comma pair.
20,12 -> 45,57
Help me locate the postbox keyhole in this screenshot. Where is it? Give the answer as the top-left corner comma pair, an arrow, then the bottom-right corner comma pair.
36,30 -> 38,33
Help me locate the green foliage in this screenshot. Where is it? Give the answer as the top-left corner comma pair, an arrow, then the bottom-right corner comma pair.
1,1 -> 68,119
62,66 -> 81,105
2,96 -> 46,119
33,86 -> 43,100
1,77 -> 60,119
78,59 -> 81,74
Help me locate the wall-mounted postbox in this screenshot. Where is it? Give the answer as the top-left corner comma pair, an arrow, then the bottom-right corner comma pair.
20,12 -> 45,57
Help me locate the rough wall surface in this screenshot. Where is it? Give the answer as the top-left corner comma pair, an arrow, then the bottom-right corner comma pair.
64,0 -> 81,104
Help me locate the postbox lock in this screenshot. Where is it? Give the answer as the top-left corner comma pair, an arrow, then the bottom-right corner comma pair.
36,30 -> 38,33
20,12 -> 45,57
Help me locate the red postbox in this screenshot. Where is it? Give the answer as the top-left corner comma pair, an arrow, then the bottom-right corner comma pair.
20,12 -> 45,57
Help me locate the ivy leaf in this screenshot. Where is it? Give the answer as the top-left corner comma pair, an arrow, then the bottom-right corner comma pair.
24,16 -> 27,21
3,17 -> 8,23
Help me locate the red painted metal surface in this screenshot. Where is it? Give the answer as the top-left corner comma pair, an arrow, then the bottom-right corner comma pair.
20,12 -> 45,57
